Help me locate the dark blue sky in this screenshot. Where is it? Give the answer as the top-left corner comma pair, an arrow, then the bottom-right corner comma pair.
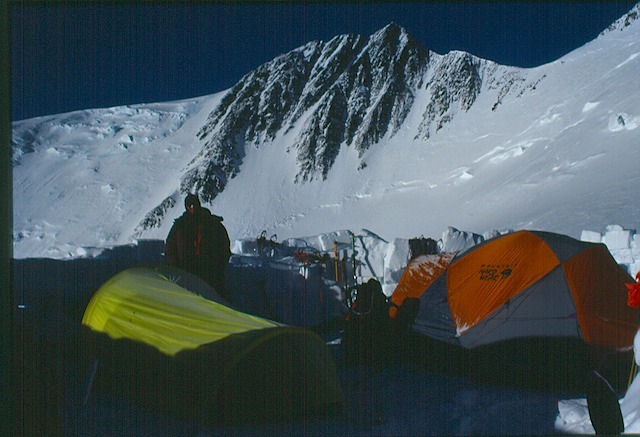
10,1 -> 638,121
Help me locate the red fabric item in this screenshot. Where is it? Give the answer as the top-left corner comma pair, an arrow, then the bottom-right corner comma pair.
626,273 -> 640,307
194,224 -> 203,255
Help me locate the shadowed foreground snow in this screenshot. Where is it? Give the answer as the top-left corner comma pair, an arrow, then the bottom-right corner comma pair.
13,226 -> 640,435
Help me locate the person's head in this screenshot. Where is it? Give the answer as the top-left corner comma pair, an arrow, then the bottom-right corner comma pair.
185,193 -> 200,214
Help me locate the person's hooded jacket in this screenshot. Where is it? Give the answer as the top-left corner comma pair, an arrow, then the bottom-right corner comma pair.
165,196 -> 231,295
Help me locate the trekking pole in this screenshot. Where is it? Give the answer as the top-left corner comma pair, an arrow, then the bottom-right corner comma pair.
351,234 -> 358,287
334,242 -> 339,284
341,254 -> 348,304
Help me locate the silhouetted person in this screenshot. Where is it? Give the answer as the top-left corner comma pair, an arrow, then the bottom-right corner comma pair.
165,193 -> 232,301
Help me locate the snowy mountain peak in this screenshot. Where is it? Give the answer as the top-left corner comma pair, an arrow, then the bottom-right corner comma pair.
182,22 -> 432,195
366,22 -> 414,56
11,8 -> 640,259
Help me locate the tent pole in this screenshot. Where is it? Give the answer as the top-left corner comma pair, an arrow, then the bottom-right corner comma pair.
83,358 -> 99,405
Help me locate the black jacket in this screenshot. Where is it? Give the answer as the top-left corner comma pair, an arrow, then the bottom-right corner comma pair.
165,207 -> 231,271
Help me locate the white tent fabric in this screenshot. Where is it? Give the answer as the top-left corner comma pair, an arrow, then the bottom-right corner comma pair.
555,330 -> 640,434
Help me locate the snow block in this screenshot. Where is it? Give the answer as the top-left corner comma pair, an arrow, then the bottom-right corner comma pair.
226,257 -> 340,327
611,248 -> 634,265
482,229 -> 502,241
289,230 -> 354,252
604,225 -> 632,250
580,230 -> 602,243
382,238 -> 411,296
231,239 -> 259,255
352,230 -> 389,283
439,226 -> 484,253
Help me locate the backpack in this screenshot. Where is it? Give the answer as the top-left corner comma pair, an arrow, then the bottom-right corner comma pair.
343,279 -> 390,365
409,237 -> 438,259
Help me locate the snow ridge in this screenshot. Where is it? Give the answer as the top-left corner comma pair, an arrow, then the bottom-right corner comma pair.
10,5 -> 640,259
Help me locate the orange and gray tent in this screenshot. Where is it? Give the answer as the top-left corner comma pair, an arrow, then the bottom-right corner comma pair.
390,252 -> 456,318
81,266 -> 344,423
390,230 -> 639,350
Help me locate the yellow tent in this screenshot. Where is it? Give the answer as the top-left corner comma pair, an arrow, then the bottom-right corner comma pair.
82,266 -> 344,424
83,266 -> 281,356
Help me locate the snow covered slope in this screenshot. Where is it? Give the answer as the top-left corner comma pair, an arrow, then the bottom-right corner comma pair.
11,5 -> 640,259
13,96 -> 224,258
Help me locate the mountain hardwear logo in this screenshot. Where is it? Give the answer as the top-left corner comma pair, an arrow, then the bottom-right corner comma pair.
479,265 -> 514,281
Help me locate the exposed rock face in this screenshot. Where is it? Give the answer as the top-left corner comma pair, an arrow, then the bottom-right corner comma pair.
133,193 -> 178,237
149,23 -> 528,225
182,23 -> 436,195
416,51 -> 483,140
601,3 -> 639,34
